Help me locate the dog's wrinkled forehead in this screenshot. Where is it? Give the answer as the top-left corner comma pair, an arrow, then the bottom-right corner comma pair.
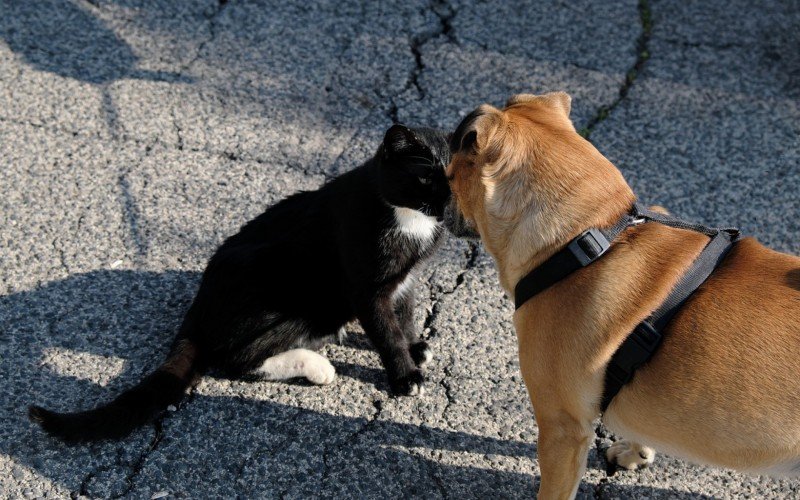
450,93 -> 572,156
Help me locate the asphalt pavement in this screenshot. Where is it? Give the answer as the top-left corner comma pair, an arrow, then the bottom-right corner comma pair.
1,0 -> 798,498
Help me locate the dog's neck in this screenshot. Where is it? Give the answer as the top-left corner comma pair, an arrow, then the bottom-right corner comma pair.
471,123 -> 636,298
488,192 -> 635,299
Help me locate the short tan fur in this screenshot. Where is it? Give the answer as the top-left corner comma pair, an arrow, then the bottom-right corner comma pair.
445,92 -> 800,499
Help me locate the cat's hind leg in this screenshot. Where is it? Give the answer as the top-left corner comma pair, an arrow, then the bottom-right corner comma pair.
226,317 -> 338,385
252,348 -> 336,385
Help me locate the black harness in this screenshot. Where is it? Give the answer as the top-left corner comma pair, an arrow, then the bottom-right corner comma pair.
513,203 -> 740,412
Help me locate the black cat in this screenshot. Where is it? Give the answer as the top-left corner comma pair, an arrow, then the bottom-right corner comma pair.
29,125 -> 451,442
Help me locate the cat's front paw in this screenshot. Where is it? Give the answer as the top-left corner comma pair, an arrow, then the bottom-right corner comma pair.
409,341 -> 433,367
390,370 -> 425,397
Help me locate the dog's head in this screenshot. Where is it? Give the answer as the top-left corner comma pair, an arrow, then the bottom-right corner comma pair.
444,92 -> 634,279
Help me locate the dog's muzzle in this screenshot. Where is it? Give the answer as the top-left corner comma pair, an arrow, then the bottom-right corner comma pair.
443,198 -> 480,239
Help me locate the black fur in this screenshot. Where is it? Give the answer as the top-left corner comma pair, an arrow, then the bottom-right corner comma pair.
29,125 -> 451,442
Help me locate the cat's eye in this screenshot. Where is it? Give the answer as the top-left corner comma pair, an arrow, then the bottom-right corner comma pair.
418,176 -> 431,185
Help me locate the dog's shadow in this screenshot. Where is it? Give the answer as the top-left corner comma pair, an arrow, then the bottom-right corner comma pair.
1,270 -> 703,498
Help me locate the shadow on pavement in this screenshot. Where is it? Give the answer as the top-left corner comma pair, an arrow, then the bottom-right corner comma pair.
0,0 -> 191,84
0,269 -> 702,497
0,269 -> 534,496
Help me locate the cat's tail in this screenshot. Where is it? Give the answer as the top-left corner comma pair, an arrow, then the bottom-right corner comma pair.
28,338 -> 201,442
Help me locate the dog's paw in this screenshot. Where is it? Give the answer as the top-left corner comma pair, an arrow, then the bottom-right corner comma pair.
409,341 -> 433,367
606,440 -> 655,472
390,370 -> 425,397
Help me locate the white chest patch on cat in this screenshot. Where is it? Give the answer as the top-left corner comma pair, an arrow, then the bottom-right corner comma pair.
393,207 -> 439,242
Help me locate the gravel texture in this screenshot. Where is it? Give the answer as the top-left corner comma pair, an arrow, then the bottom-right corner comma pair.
1,0 -> 798,498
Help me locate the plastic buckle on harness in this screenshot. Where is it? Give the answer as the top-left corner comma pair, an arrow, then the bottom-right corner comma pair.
567,228 -> 611,266
606,322 -> 662,387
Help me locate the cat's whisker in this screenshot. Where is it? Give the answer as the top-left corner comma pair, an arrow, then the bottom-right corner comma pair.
404,155 -> 432,162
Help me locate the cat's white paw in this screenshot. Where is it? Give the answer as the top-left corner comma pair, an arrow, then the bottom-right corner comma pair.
410,341 -> 433,367
392,370 -> 425,396
419,347 -> 433,365
303,355 -> 336,385
255,348 -> 336,385
408,383 -> 425,396
606,440 -> 655,471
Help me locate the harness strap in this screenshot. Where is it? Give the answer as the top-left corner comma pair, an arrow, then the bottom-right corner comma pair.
512,203 -> 740,413
633,204 -> 739,239
513,215 -> 637,310
599,228 -> 738,412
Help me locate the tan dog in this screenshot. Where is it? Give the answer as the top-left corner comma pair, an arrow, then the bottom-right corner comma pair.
444,92 -> 800,499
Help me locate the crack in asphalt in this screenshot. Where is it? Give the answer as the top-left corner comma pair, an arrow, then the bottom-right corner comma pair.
182,0 -> 229,74
417,439 -> 449,500
0,116 -> 79,137
108,388 -> 197,498
580,0 -> 652,139
388,0 -> 459,123
430,0 -> 458,46
438,365 -> 456,426
171,108 -> 185,152
423,241 -> 479,341
217,149 -> 328,181
420,241 -> 479,427
430,460 -> 449,500
51,239 -> 69,275
320,398 -> 384,492
72,469 -> 97,499
163,0 -> 229,154
661,38 -> 741,50
231,406 -> 306,498
110,423 -> 164,498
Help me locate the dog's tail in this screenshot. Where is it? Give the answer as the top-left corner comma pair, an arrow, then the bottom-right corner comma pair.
28,338 -> 201,442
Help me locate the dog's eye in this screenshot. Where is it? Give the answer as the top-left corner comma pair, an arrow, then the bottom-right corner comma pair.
418,176 -> 431,185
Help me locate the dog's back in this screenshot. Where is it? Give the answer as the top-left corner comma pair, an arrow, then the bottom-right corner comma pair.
605,237 -> 800,475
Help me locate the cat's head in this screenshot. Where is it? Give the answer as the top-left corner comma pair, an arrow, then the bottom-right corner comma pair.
376,125 -> 451,220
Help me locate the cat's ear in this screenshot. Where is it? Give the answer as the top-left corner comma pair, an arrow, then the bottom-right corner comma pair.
383,124 -> 419,156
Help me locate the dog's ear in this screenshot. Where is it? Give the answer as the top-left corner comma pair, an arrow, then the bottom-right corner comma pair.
540,91 -> 571,118
450,104 -> 499,155
505,92 -> 572,119
505,93 -> 538,107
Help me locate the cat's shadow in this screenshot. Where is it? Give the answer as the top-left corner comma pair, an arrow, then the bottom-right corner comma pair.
1,270 -> 701,498
3,269 -> 537,497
